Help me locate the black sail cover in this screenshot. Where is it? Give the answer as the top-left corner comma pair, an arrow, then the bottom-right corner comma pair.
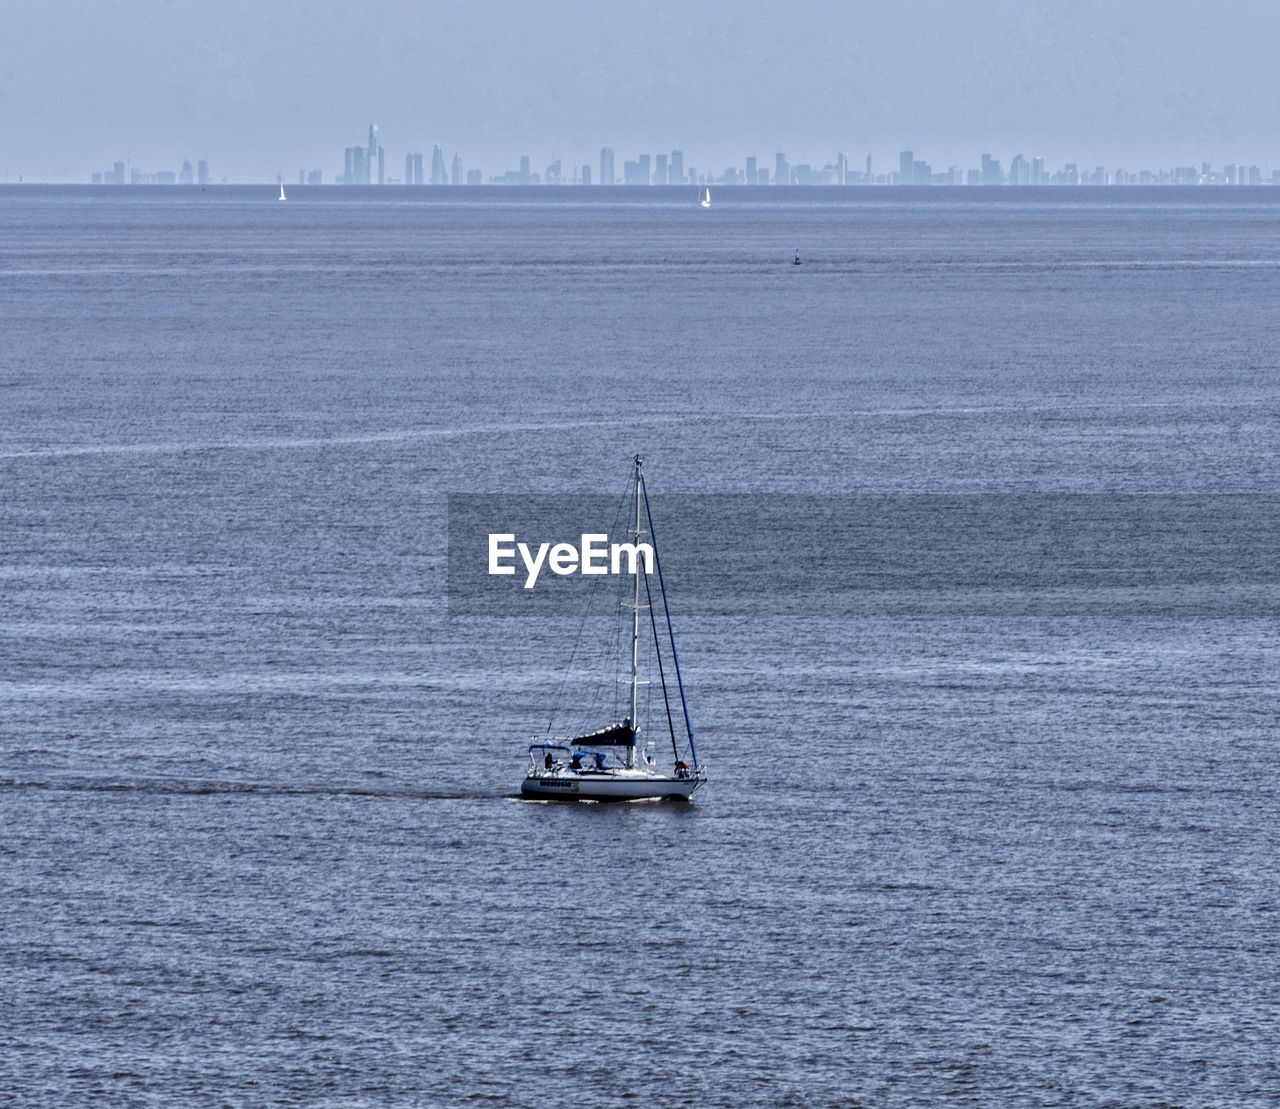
571,723 -> 635,747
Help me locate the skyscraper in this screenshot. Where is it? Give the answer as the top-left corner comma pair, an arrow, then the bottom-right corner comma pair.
367,125 -> 378,185
519,155 -> 531,185
746,156 -> 757,185
654,153 -> 668,186
836,153 -> 848,186
670,150 -> 684,185
600,147 -> 615,185
581,165 -> 592,186
180,159 -> 193,186
638,154 -> 651,185
113,160 -> 126,185
431,145 -> 447,185
451,154 -> 463,185
899,151 -> 913,184
405,153 -> 414,184
775,152 -> 789,186
197,159 -> 209,186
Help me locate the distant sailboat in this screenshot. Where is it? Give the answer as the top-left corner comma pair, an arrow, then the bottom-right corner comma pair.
278,183 -> 287,201
698,186 -> 711,208
793,249 -> 802,266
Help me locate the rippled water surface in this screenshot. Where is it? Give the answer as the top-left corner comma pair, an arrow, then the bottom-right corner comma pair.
3,186 -> 1279,1105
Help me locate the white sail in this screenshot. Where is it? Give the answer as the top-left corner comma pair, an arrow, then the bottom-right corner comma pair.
278,183 -> 287,201
699,187 -> 711,208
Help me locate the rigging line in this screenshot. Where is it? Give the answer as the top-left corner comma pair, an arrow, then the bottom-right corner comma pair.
640,472 -> 699,768
642,558 -> 681,763
645,637 -> 652,737
577,547 -> 629,737
579,602 -> 615,736
547,483 -> 628,735
598,463 -> 643,737
544,477 -> 632,735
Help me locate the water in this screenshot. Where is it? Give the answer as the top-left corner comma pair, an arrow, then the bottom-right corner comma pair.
2,186 -> 1278,1105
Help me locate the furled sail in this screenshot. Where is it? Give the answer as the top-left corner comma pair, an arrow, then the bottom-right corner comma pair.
571,722 -> 635,747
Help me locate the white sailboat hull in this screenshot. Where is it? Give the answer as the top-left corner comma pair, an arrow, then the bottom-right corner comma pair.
521,770 -> 701,801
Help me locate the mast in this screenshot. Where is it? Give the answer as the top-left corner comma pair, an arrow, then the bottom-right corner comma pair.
628,454 -> 643,768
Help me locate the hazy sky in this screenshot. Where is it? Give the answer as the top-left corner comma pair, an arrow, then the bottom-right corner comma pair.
3,0 -> 1279,181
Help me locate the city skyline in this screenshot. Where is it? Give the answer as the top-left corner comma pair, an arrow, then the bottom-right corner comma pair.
77,135 -> 1280,189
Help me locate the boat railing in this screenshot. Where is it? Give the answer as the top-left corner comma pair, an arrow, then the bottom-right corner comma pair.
527,742 -> 574,775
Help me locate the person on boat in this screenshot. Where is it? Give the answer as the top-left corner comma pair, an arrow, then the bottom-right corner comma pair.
570,752 -> 583,771
674,759 -> 689,777
544,751 -> 553,771
593,752 -> 607,771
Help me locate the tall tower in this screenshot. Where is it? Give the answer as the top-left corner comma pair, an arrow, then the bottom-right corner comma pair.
670,150 -> 684,185
366,125 -> 378,185
600,147 -> 615,185
451,153 -> 463,185
431,145 -> 447,185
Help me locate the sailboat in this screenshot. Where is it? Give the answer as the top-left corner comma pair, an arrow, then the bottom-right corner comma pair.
698,186 -> 712,208
278,183 -> 287,201
521,456 -> 706,801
